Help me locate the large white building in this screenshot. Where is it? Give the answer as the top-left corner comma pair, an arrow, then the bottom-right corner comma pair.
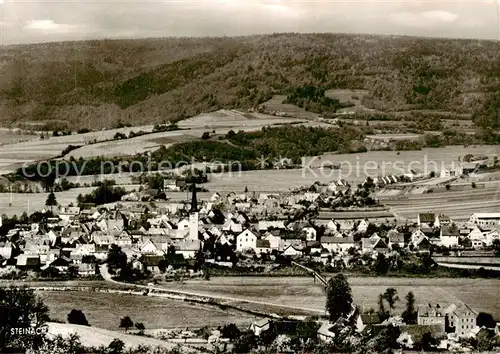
469,213 -> 500,230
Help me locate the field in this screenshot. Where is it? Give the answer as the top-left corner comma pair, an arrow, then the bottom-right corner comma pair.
381,183 -> 500,220
47,322 -> 178,349
38,290 -> 258,330
160,276 -> 500,320
0,186 -> 137,216
203,145 -> 499,192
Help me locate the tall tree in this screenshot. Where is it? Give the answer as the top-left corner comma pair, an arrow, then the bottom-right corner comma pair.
0,286 -> 50,352
401,291 -> 417,324
383,288 -> 399,315
67,309 -> 90,326
377,293 -> 389,322
119,316 -> 133,332
107,244 -> 127,274
326,274 -> 353,322
45,192 -> 58,212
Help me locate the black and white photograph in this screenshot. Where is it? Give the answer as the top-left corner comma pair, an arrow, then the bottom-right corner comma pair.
0,0 -> 499,353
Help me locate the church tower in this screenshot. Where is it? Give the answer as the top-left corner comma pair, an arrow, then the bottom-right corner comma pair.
188,182 -> 199,241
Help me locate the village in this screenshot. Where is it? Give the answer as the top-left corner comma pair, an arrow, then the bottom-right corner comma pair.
0,171 -> 499,352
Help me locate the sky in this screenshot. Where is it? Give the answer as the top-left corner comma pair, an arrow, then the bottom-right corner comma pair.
0,0 -> 499,45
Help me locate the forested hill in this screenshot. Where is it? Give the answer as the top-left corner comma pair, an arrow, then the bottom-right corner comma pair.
1,33 -> 499,130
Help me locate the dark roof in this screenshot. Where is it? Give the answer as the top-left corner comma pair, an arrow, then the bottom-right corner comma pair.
360,313 -> 382,325
441,225 -> 460,236
256,239 -> 271,248
419,213 -> 435,223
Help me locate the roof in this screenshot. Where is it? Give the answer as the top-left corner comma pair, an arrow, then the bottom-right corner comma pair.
472,213 -> 500,219
256,239 -> 271,248
419,213 -> 436,223
360,313 -> 381,325
252,319 -> 270,328
441,225 -> 460,237
321,236 -> 355,244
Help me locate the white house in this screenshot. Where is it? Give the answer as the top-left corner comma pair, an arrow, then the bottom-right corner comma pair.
440,225 -> 460,247
250,319 -> 270,336
357,219 -> 369,233
263,232 -> 281,251
302,227 -> 317,242
469,213 -> 500,230
282,245 -> 303,257
468,226 -> 485,249
321,236 -> 355,253
223,219 -> 243,233
236,229 -> 258,252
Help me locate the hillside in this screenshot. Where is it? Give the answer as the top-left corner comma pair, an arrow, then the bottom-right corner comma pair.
1,33 -> 500,130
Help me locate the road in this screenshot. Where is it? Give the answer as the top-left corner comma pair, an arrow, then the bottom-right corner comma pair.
99,264 -> 325,315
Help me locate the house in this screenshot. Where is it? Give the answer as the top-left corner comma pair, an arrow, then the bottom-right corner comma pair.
77,263 -> 97,276
484,229 -> 500,247
48,256 -> 72,273
222,219 -> 243,234
357,219 -> 369,233
255,239 -> 271,255
140,238 -> 168,255
362,235 -> 388,254
0,241 -> 14,259
317,321 -> 336,342
445,303 -> 478,337
236,229 -> 258,252
263,232 -> 281,251
213,243 -> 236,265
440,225 -> 460,247
302,227 -> 317,242
249,319 -> 270,336
468,226 -> 486,249
321,236 -> 355,253
355,313 -> 382,333
16,255 -> 40,270
411,234 -> 431,253
387,230 -> 405,249
282,245 -> 303,257
173,238 -> 201,259
418,212 -> 438,228
258,220 -> 286,232
418,304 -> 447,328
469,213 -> 500,230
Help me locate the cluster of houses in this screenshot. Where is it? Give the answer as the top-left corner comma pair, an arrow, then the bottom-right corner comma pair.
0,178 -> 498,277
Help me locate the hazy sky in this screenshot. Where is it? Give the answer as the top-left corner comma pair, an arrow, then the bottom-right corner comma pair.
0,0 -> 499,45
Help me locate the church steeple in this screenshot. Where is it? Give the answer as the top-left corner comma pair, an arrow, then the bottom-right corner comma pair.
190,182 -> 198,213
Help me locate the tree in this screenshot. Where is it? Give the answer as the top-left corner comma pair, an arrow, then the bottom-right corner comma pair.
476,312 -> 495,328
221,323 -> 241,340
374,253 -> 389,274
107,244 -> 127,274
67,309 -> 90,326
401,291 -> 418,324
201,132 -> 210,140
135,322 -> 145,335
0,286 -> 50,352
326,274 -> 353,322
45,192 -> 58,211
377,294 -> 389,322
119,316 -> 133,332
383,288 -> 399,315
419,332 -> 437,351
108,338 -> 125,354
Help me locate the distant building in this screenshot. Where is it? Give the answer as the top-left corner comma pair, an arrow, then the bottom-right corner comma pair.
469,213 -> 500,230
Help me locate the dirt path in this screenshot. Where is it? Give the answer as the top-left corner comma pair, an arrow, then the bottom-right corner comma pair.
99,265 -> 325,315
